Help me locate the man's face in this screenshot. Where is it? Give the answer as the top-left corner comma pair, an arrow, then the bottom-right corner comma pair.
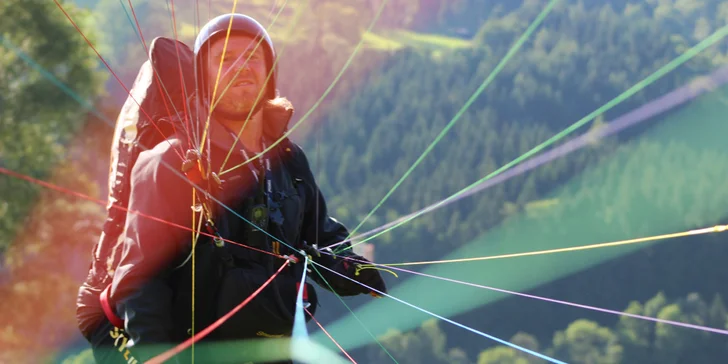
206,33 -> 268,116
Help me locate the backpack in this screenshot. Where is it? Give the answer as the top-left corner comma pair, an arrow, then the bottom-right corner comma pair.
94,36 -> 195,282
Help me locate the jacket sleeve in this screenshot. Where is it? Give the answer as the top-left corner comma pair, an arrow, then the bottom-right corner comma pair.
293,145 -> 386,296
294,145 -> 351,253
108,140 -> 194,355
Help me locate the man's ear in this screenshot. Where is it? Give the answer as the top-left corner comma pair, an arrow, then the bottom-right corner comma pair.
262,95 -> 294,141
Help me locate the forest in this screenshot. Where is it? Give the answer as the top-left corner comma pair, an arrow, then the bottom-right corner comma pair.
1,0 -> 727,363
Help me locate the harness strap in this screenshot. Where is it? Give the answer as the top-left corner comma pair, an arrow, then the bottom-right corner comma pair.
100,284 -> 125,329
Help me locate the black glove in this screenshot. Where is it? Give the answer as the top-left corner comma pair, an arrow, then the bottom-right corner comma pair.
309,249 -> 387,297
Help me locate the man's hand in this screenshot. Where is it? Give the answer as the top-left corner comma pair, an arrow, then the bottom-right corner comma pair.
311,250 -> 387,297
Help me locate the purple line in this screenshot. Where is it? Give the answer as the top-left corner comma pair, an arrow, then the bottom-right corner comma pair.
310,261 -> 567,364
323,252 -> 728,336
389,264 -> 728,336
333,65 -> 728,247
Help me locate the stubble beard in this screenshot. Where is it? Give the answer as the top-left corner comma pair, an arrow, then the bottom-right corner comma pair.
216,91 -> 258,119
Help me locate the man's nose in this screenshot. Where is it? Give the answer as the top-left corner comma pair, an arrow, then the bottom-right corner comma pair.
229,57 -> 250,75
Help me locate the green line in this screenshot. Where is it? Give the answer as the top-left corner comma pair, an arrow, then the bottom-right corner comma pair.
338,0 -> 561,252
309,264 -> 400,363
317,92 -> 728,350
219,0 -> 391,176
217,0 -> 299,174
344,22 -> 728,251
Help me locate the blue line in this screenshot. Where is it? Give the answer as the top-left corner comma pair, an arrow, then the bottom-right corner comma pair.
292,256 -> 310,339
0,36 -> 109,123
310,261 -> 568,364
118,0 -> 144,47
309,264 -> 399,363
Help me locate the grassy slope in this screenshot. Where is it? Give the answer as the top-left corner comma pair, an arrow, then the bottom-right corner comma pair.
363,29 -> 472,51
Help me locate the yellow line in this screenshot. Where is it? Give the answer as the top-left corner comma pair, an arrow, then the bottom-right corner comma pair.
381,225 -> 727,267
217,0 -> 306,175
199,0 -> 240,154
191,188 -> 197,363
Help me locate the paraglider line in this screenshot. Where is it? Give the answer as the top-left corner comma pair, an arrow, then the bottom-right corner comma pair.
375,225 -> 728,266
338,60 -> 728,247
0,36 -> 105,122
334,22 -> 728,252
292,256 -> 310,339
305,307 -> 358,364
40,1 -> 303,255
161,0 -> 196,147
52,0 -> 186,161
124,0 -> 195,150
0,36 -> 300,257
337,0 -> 561,250
0,166 -> 282,259
310,262 -> 567,364
118,0 -> 143,45
147,261 -> 291,364
375,262 -> 728,336
216,0 -> 302,175
0,35 -> 299,258
218,0 -> 392,176
308,264 -> 400,363
199,0 -> 242,153
199,0 -> 294,166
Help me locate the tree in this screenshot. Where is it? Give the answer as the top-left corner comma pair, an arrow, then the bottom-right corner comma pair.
0,0 -> 107,361
478,332 -> 545,364
608,292 -> 728,363
478,347 -> 530,364
548,319 -> 623,364
616,301 -> 652,362
368,319 -> 472,364
0,0 -> 105,252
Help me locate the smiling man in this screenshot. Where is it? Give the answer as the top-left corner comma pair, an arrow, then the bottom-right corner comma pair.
76,13 -> 386,364
198,19 -> 271,153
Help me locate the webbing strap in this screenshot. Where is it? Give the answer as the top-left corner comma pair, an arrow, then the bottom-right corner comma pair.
100,284 -> 125,329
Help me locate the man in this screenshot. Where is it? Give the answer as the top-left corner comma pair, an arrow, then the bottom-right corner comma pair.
76,13 -> 386,363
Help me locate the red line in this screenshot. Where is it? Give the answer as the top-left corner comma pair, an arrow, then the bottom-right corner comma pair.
126,0 -> 193,149
305,308 -> 358,364
52,0 -> 185,161
166,0 -> 196,147
0,166 -> 280,258
147,261 -> 291,364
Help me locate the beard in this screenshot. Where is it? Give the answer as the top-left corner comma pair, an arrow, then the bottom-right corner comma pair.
215,87 -> 256,115
217,98 -> 252,117
211,87 -> 265,121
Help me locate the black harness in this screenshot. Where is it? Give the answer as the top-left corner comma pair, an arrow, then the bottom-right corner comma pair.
170,137 -> 317,343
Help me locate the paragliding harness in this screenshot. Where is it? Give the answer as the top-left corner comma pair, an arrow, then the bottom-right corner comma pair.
96,36 -> 317,342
